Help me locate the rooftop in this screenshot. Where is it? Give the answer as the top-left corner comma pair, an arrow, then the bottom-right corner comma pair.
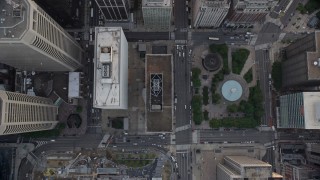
93,27 -> 127,109
0,0 -> 29,39
225,156 -> 272,168
142,0 -> 171,7
307,31 -> 320,81
146,54 -> 172,132
302,92 -> 320,129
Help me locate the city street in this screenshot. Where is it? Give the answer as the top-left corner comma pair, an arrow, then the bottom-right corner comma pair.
176,150 -> 191,180
199,129 -> 275,144
255,49 -> 272,126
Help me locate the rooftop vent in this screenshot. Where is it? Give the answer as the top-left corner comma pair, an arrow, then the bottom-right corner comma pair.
313,58 -> 320,67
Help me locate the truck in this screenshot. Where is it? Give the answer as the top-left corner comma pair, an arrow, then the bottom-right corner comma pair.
90,8 -> 94,18
209,37 -> 219,41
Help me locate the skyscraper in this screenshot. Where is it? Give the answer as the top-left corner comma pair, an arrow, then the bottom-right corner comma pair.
93,27 -> 128,109
282,31 -> 320,88
0,0 -> 83,71
0,90 -> 58,135
193,0 -> 230,28
142,0 -> 172,30
225,0 -> 277,27
278,92 -> 320,129
94,0 -> 130,21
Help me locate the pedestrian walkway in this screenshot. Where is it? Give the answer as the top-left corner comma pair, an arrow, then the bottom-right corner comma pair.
35,141 -> 49,149
175,124 -> 191,132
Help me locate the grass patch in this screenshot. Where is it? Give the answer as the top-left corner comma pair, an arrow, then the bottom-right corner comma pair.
232,48 -> 250,74
202,86 -> 209,105
212,93 -> 221,104
244,68 -> 253,83
271,61 -> 282,91
192,95 -> 203,125
203,110 -> 209,121
209,44 -> 230,74
191,67 -> 201,88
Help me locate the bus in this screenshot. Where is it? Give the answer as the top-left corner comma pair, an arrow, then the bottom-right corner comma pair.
90,8 -> 94,18
209,37 -> 219,41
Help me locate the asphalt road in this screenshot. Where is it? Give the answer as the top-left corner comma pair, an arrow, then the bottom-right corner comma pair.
199,129 -> 274,144
124,32 -> 170,42
176,150 -> 191,180
191,32 -> 249,46
255,22 -> 281,45
254,23 -> 282,126
174,0 -> 189,40
255,49 -> 272,126
280,0 -> 306,27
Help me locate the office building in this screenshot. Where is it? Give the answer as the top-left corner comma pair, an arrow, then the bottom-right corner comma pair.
282,31 -> 320,87
0,90 -> 58,135
94,0 -> 130,21
226,0 -> 277,26
278,92 -> 320,129
283,162 -> 320,180
142,0 -> 172,30
193,0 -> 230,28
217,156 -> 280,179
93,27 -> 128,109
306,143 -> 320,166
0,0 -> 83,72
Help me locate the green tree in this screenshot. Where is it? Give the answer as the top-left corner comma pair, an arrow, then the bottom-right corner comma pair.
212,93 -> 221,104
227,104 -> 238,113
271,61 -> 282,91
202,86 -> 209,105
203,110 -> 209,121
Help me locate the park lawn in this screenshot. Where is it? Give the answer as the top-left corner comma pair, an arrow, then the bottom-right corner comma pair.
244,68 -> 253,83
209,44 -> 229,74
232,48 -> 250,74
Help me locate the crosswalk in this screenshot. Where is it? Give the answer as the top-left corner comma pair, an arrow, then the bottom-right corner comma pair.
35,141 -> 49,149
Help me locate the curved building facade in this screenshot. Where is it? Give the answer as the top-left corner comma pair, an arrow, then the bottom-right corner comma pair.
0,90 -> 58,135
0,0 -> 83,71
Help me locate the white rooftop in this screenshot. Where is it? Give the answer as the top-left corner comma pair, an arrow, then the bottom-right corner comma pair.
93,27 -> 128,109
68,72 -> 80,98
142,0 -> 171,7
303,92 -> 320,129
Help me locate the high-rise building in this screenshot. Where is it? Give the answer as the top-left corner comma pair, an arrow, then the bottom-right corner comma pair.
283,162 -> 320,180
225,0 -> 277,26
0,0 -> 83,71
94,0 -> 130,21
278,92 -> 320,129
217,156 -> 279,180
93,27 -> 128,109
0,90 -> 58,135
282,31 -> 320,88
142,0 -> 172,30
193,0 -> 230,28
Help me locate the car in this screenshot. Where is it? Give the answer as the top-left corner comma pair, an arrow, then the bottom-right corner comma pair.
174,106 -> 176,110
224,128 -> 230,131
190,105 -> 191,110
185,105 -> 187,109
